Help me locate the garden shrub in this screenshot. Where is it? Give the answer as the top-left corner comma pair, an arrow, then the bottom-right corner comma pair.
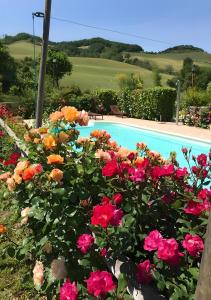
181,88 -> 211,109
118,87 -> 176,121
182,106 -> 211,129
0,106 -> 210,299
94,89 -> 118,113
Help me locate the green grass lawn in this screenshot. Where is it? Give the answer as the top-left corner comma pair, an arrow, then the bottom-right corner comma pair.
61,57 -> 172,90
8,41 -> 172,90
129,51 -> 211,72
8,41 -> 211,91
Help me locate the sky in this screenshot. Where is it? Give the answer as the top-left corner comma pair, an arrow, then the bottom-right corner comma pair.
0,0 -> 211,53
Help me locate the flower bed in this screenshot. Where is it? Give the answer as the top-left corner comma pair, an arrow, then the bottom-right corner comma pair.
0,106 -> 210,300
182,106 -> 211,129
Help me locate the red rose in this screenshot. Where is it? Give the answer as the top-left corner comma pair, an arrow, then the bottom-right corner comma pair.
175,167 -> 188,179
101,196 -> 111,204
86,270 -> 116,297
112,193 -> 123,205
136,259 -> 153,284
77,234 -> 94,254
197,154 -> 207,166
102,160 -> 119,177
128,167 -> 145,182
182,234 -> 204,256
91,203 -> 123,228
144,230 -> 163,251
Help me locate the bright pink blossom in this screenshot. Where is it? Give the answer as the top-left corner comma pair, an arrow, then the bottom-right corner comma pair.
77,234 -> 94,254
182,234 -> 204,256
175,167 -> 188,179
86,271 -> 116,297
60,279 -> 78,300
184,200 -> 206,216
144,230 -> 163,251
136,260 -> 153,284
157,238 -> 183,266
128,167 -> 145,182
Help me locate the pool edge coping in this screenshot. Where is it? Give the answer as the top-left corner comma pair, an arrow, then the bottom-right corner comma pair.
94,119 -> 211,146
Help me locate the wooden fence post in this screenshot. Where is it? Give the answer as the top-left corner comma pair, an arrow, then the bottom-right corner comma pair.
195,212 -> 211,299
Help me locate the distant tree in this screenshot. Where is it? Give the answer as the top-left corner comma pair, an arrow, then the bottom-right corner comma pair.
46,48 -> 72,87
153,69 -> 162,86
116,73 -> 143,90
0,42 -> 16,92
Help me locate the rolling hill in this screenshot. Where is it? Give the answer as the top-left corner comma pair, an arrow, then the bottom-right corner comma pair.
5,36 -> 211,90
7,41 -> 172,90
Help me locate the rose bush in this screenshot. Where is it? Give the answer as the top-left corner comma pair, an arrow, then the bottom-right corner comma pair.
1,106 -> 211,299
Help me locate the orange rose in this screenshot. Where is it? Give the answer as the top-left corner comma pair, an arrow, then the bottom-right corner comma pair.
34,138 -> 41,144
50,169 -> 63,182
0,224 -> 7,234
22,168 -> 35,181
13,173 -> 22,184
38,127 -> 48,134
77,110 -> 89,126
14,160 -> 30,175
47,154 -> 64,165
49,111 -> 64,122
61,106 -> 78,122
58,131 -> 69,144
43,135 -> 57,150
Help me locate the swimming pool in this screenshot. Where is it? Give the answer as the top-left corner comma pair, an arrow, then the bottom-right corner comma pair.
78,122 -> 210,167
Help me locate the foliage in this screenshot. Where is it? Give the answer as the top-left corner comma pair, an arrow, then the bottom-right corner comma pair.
1,106 -> 210,300
160,45 -> 205,54
153,69 -> 162,86
116,73 -> 144,90
0,42 -> 16,92
46,48 -> 72,87
181,88 -> 211,108
207,82 -> 211,94
118,87 -> 176,121
94,89 -> 118,113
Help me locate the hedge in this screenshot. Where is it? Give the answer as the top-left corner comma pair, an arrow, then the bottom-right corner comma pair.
118,87 -> 176,121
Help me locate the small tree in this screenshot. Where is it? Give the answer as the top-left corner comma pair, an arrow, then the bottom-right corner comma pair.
46,48 -> 72,87
153,68 -> 162,86
116,73 -> 143,90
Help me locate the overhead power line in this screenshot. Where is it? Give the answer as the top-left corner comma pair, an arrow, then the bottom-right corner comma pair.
51,16 -> 175,46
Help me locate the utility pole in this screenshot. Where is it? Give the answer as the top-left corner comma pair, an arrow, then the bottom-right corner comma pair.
35,0 -> 52,128
175,80 -> 181,125
195,212 -> 211,300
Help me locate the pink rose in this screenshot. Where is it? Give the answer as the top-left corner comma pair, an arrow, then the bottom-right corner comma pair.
157,238 -> 183,266
197,154 -> 207,166
33,261 -> 44,288
60,278 -> 78,300
182,234 -> 204,256
144,230 -> 163,251
136,259 -> 153,284
77,234 -> 94,254
184,200 -> 206,216
86,270 -> 116,297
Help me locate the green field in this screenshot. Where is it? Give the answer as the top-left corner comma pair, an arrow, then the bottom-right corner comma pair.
61,57 -> 171,90
8,41 -> 172,90
8,40 -> 211,90
130,51 -> 211,72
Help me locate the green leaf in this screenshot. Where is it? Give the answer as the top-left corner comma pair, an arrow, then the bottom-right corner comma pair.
117,273 -> 127,294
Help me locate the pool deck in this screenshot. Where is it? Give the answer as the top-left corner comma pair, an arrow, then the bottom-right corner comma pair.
95,116 -> 211,144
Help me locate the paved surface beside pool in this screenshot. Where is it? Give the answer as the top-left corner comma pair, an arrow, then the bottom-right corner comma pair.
95,116 -> 211,143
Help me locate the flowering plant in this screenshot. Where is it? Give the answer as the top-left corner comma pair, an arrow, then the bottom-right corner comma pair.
1,106 -> 211,299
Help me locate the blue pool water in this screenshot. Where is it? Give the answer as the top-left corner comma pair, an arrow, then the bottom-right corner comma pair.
78,122 -> 210,167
